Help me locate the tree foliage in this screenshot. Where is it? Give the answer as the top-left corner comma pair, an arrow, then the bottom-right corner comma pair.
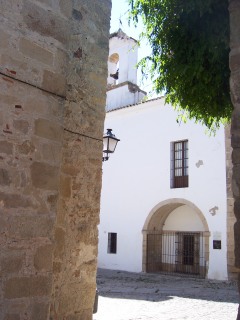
129,0 -> 231,128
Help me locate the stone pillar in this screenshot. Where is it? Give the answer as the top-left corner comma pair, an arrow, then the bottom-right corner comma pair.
225,125 -> 240,279
0,1 -> 111,319
229,0 -> 240,312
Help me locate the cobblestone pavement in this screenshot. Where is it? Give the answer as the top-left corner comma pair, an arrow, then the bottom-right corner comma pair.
94,268 -> 239,320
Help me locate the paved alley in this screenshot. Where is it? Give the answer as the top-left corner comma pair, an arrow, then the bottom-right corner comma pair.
94,268 -> 239,320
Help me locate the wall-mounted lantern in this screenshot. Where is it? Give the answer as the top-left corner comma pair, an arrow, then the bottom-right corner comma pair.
102,128 -> 120,162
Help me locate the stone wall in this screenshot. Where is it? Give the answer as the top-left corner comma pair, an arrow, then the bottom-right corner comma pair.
0,0 -> 111,319
225,125 -> 240,279
229,0 -> 240,306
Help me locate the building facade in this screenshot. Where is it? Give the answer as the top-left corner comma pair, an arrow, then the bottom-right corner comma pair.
98,29 -> 233,281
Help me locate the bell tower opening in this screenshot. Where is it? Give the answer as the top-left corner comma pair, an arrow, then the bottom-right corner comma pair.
108,53 -> 119,86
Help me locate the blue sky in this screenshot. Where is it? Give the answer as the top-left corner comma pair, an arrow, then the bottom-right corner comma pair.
110,0 -> 141,39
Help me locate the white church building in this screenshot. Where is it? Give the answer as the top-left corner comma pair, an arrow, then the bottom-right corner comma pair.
98,29 -> 234,281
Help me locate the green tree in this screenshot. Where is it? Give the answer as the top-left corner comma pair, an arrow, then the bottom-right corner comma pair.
129,0 -> 231,129
129,1 -> 240,318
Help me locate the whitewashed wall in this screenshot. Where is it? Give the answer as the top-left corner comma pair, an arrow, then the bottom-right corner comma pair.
99,98 -> 228,280
107,85 -> 146,111
163,205 -> 205,232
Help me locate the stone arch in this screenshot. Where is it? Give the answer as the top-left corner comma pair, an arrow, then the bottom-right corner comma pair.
143,198 -> 209,232
142,198 -> 210,276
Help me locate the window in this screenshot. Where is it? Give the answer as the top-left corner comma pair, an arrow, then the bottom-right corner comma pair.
107,232 -> 117,254
171,140 -> 188,188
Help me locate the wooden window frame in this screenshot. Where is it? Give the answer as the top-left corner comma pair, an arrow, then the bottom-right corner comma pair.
171,140 -> 189,188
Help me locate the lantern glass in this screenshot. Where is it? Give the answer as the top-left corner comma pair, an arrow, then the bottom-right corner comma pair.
103,136 -> 118,153
103,129 -> 120,156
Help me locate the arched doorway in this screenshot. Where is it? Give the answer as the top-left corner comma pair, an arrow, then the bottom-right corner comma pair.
142,199 -> 210,278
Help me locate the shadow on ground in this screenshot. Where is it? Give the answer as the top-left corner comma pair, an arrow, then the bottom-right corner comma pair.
97,268 -> 239,304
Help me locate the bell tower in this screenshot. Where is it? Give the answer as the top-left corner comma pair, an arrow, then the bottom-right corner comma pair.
106,29 -> 146,111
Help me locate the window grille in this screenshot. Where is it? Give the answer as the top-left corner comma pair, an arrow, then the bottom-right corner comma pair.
107,232 -> 117,254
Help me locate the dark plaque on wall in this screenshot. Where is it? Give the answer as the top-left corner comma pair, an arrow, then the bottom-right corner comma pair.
213,240 -> 221,249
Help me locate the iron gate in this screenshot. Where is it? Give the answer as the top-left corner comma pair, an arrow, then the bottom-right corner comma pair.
146,231 -> 206,278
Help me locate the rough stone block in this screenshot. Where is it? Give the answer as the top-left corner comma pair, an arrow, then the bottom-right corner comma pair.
35,0 -> 53,5
55,282 -> 96,315
229,1 -> 240,49
3,300 -> 29,316
53,227 -> 65,259
17,140 -> 35,155
55,199 -> 67,226
234,199 -> 240,220
230,52 -> 240,73
41,142 -> 62,165
0,192 -> 33,208
0,110 -> 3,126
0,141 -> 13,154
22,1 -> 70,44
59,0 -> 72,18
232,148 -> 240,165
4,276 -> 52,298
53,261 -> 62,273
34,244 -> 53,271
66,312 -> 92,320
32,302 -> 49,320
0,0 -> 23,20
19,38 -> 53,66
230,78 -> 240,106
1,54 -> 28,76
59,175 -> 71,198
47,193 -> 58,212
0,88 -> 19,105
13,120 -> 29,134
1,254 -> 24,274
20,171 -> 28,187
234,221 -> 240,267
7,214 -> 54,239
61,164 -> 79,176
0,169 -> 11,186
34,118 -> 63,142
54,49 -> 68,74
42,70 -> 66,96
0,216 -> 7,237
0,29 -> 9,49
4,315 -> 20,320
31,161 -> 59,190
24,93 -> 64,118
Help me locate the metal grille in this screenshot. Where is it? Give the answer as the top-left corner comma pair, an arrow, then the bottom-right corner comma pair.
108,233 -> 117,254
146,231 -> 206,278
